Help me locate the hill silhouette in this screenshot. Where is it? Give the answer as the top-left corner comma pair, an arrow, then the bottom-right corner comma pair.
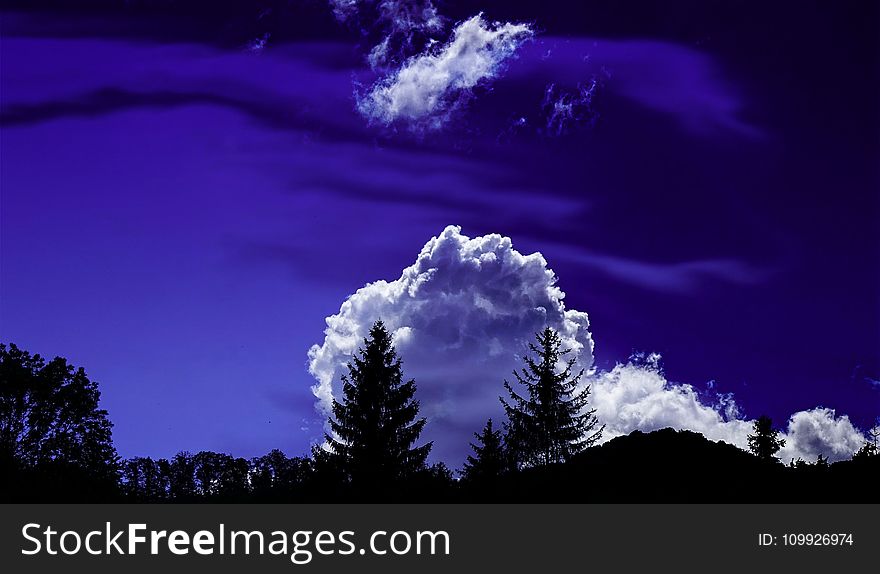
3,340 -> 877,503
3,427 -> 878,503
478,428 -> 880,503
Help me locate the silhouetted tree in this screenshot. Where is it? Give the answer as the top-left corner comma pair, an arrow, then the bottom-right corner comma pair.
501,328 -> 603,467
426,461 -> 454,482
788,453 -> 831,477
853,419 -> 879,461
168,451 -> 197,500
121,457 -> 171,501
324,321 -> 432,493
307,444 -> 349,500
123,451 -> 255,501
121,457 -> 146,500
250,449 -> 308,499
747,415 -> 785,462
462,418 -> 506,484
194,451 -> 221,497
0,343 -> 118,498
193,451 -> 249,499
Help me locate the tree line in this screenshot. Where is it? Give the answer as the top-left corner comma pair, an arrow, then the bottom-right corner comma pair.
1,326 -> 878,502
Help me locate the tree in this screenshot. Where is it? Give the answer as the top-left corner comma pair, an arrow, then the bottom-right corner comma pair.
747,415 -> 785,462
852,419 -> 879,461
324,321 -> 432,491
462,418 -> 506,483
121,457 -> 170,501
250,449 -> 308,499
501,327 -> 603,467
193,451 -> 249,499
0,343 -> 118,497
168,451 -> 197,500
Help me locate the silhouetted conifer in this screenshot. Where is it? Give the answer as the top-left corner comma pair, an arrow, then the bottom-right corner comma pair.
852,420 -> 879,461
501,327 -> 603,467
462,418 -> 506,483
747,415 -> 785,462
324,321 -> 432,491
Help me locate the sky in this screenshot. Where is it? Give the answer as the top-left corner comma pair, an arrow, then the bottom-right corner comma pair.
1,1 -> 878,465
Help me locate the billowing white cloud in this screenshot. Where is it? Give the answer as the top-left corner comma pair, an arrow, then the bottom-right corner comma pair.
358,15 -> 533,128
591,359 -> 866,463
308,227 -> 866,466
778,408 -> 865,463
308,225 -> 592,464
590,356 -> 753,449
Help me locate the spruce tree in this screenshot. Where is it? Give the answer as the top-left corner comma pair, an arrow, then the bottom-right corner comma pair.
325,321 -> 431,490
852,419 -> 879,461
500,327 -> 603,467
747,415 -> 785,462
462,418 -> 506,483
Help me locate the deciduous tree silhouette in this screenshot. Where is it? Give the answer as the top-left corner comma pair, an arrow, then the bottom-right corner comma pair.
0,342 -> 118,498
747,415 -> 785,462
250,449 -> 308,499
462,418 -> 506,484
324,321 -> 432,493
193,451 -> 250,499
168,451 -> 197,500
121,457 -> 170,501
501,327 -> 603,467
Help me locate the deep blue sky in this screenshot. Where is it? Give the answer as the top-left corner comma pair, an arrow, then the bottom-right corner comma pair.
1,1 -> 878,459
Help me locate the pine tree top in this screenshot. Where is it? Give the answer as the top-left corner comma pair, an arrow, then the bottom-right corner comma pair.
462,418 -> 506,483
324,320 -> 431,487
500,327 -> 603,468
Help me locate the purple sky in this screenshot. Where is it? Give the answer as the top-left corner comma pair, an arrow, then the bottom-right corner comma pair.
1,1 -> 878,460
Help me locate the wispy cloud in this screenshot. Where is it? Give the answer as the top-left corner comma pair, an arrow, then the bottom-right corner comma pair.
309,225 -> 592,464
328,0 -> 445,70
509,38 -> 764,139
358,14 -> 533,130
540,78 -> 603,136
545,243 -> 767,294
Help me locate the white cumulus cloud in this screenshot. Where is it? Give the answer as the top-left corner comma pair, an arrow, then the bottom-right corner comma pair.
778,408 -> 865,463
590,356 -> 753,449
308,226 -> 867,466
358,14 -> 533,128
592,359 -> 866,463
308,225 -> 592,464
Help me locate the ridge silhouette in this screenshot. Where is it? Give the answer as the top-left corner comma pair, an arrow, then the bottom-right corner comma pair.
2,339 -> 878,503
